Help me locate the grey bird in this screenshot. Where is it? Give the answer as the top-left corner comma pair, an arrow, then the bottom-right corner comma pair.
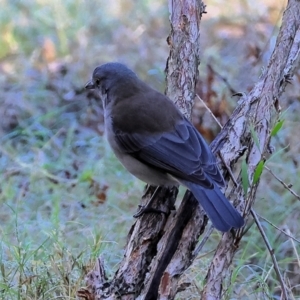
85,62 -> 244,232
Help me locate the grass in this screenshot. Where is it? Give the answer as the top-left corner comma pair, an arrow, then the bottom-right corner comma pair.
0,104 -> 143,299
1,0 -> 300,299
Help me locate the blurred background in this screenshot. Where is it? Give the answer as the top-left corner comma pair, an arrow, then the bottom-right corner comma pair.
1,0 -> 299,299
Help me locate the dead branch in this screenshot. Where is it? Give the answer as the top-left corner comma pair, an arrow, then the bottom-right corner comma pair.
265,165 -> 300,201
255,213 -> 300,244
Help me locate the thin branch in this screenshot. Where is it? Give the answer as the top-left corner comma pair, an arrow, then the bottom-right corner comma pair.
265,165 -> 300,201
256,213 -> 300,244
207,63 -> 238,95
251,209 -> 289,300
196,94 -> 222,128
193,225 -> 214,257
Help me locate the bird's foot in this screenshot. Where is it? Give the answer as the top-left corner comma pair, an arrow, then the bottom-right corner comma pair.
134,186 -> 167,217
133,204 -> 167,217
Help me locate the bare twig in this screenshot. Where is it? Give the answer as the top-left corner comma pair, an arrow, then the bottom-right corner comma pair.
193,225 -> 215,257
256,213 -> 300,244
196,94 -> 222,128
207,63 -> 238,95
265,165 -> 300,201
251,209 -> 289,300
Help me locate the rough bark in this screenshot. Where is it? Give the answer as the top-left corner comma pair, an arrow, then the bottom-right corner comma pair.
165,0 -> 204,119
202,0 -> 300,298
77,0 -> 300,299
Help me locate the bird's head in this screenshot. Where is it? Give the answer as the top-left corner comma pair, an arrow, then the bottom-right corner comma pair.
85,62 -> 139,108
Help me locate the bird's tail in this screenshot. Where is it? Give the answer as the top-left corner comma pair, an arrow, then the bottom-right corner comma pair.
182,182 -> 244,232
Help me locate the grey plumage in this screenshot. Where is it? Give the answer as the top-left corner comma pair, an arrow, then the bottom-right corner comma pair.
86,62 -> 244,232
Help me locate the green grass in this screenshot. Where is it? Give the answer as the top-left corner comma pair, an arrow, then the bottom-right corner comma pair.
0,122 -> 142,299
1,0 -> 300,299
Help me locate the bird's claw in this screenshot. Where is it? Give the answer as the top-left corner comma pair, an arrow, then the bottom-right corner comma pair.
133,205 -> 167,218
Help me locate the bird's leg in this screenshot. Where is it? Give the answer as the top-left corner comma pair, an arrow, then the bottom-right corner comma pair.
134,186 -> 166,217
141,184 -> 151,198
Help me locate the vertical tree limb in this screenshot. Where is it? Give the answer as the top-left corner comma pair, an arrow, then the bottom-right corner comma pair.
203,1 -> 300,298
165,0 -> 205,119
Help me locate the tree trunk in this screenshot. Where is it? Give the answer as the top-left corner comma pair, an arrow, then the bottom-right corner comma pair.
77,0 -> 300,299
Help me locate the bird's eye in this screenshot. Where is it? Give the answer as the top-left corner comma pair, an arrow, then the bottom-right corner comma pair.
95,79 -> 100,86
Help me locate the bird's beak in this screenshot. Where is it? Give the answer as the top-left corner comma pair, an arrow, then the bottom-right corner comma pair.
85,80 -> 96,89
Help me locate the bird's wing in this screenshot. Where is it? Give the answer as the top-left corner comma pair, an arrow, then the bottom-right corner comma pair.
114,118 -> 225,188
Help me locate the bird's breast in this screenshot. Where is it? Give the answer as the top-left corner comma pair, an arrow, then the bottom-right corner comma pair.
104,116 -> 178,187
